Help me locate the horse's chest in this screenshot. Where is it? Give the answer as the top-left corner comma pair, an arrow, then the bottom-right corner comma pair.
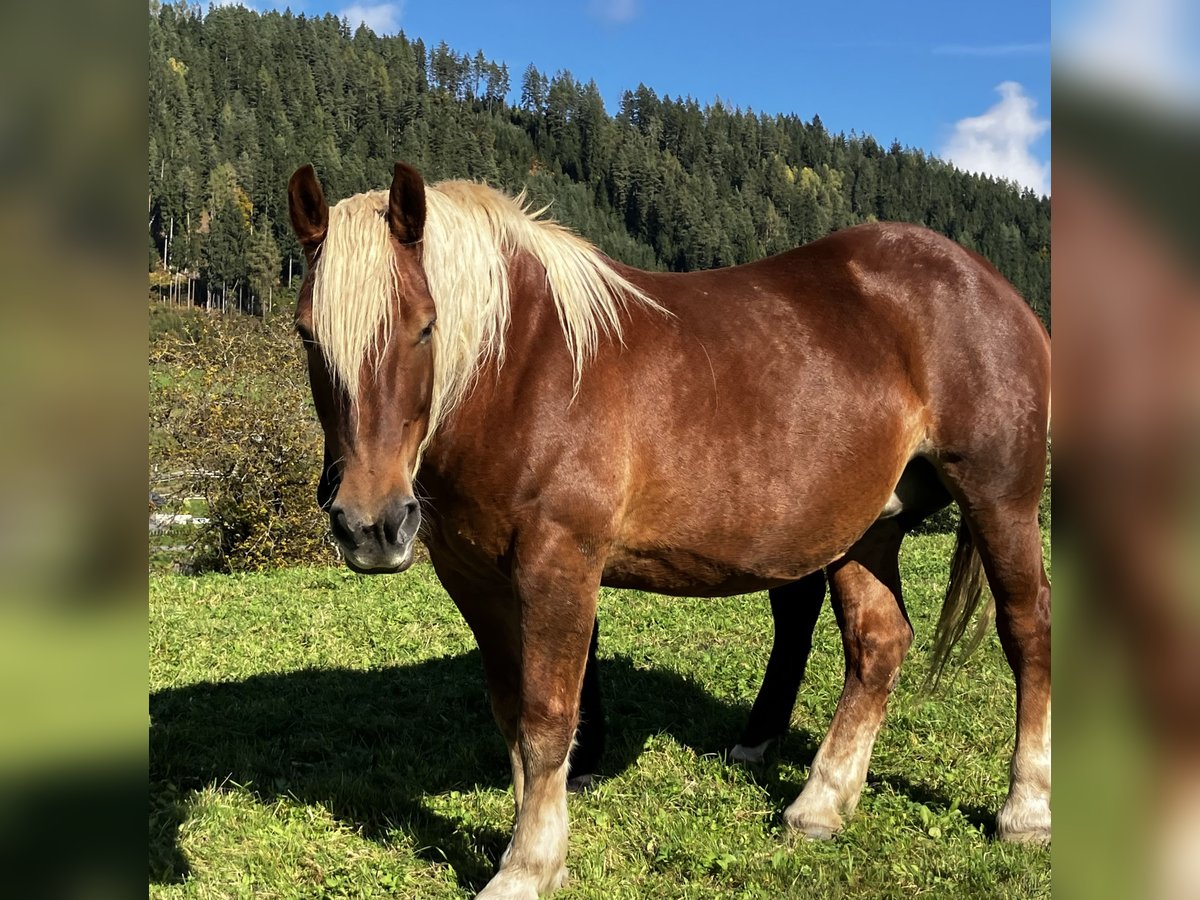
419,499 -> 516,581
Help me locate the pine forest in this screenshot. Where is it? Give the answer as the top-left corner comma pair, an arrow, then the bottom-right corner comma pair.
148,2 -> 1050,326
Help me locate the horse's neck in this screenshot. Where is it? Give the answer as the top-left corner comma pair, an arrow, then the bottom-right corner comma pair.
421,253 -> 562,480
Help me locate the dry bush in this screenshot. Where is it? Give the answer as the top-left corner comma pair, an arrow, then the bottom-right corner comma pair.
149,304 -> 336,572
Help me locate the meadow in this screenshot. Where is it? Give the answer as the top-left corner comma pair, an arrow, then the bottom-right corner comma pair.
149,530 -> 1051,899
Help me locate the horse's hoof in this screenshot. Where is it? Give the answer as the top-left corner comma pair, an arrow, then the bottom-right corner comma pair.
475,863 -> 568,899
474,875 -> 538,900
784,805 -> 842,841
997,802 -> 1051,846
567,773 -> 594,793
546,866 -> 569,891
798,823 -> 837,841
731,740 -> 771,765
998,824 -> 1051,846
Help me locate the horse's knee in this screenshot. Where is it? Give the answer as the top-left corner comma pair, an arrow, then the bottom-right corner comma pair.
521,695 -> 580,768
849,620 -> 913,692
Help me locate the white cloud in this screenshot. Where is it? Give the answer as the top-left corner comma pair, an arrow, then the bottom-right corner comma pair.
941,82 -> 1050,196
340,2 -> 404,35
1057,0 -> 1200,108
588,0 -> 638,25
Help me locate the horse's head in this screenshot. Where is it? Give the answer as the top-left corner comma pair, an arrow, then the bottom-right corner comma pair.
288,162 -> 435,574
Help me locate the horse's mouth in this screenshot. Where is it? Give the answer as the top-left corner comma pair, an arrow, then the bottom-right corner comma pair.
341,541 -> 414,575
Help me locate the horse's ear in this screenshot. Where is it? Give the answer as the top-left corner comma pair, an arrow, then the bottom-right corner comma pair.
388,162 -> 426,244
288,164 -> 328,252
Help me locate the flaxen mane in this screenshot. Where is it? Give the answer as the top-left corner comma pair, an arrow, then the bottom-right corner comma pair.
311,180 -> 663,458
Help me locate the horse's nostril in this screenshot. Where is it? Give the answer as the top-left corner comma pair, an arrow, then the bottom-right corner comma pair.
329,503 -> 355,545
385,496 -> 421,544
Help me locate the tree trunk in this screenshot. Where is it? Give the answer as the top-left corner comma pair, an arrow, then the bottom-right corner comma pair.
165,216 -> 174,272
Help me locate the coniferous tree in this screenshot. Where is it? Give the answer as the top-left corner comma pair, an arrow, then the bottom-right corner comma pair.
247,218 -> 282,314
147,2 -> 1050,329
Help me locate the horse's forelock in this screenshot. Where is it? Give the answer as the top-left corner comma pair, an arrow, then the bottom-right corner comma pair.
311,190 -> 397,407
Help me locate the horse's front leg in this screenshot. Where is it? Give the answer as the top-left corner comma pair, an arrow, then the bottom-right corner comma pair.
733,572 -> 826,763
477,537 -> 600,899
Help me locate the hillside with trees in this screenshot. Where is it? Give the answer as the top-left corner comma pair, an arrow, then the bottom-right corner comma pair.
148,2 -> 1050,325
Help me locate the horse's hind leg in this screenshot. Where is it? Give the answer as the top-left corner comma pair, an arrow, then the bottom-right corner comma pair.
568,619 -> 604,791
784,520 -> 910,838
733,572 -> 826,763
943,457 -> 1051,843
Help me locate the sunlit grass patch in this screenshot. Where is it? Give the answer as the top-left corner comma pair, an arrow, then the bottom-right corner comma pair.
150,531 -> 1050,898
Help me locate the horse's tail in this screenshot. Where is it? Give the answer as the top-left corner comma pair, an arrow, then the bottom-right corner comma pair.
922,517 -> 993,692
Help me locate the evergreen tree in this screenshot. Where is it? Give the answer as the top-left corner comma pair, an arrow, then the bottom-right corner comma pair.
146,2 -> 1051,327
203,196 -> 248,309
247,218 -> 282,314
520,64 -> 547,114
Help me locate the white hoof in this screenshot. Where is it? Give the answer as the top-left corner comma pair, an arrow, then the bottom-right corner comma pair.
475,872 -> 538,900
731,739 -> 772,764
476,864 -> 568,898
999,825 -> 1050,846
797,822 -> 837,841
997,798 -> 1051,845
546,866 -> 568,892
783,800 -> 843,840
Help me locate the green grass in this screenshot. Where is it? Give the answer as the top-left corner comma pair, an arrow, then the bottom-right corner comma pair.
150,531 -> 1051,898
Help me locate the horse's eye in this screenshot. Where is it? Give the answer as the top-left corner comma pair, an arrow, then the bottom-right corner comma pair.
296,322 -> 315,344
418,319 -> 435,344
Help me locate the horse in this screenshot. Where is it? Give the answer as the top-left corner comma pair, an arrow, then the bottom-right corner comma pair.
287,161 -> 1051,898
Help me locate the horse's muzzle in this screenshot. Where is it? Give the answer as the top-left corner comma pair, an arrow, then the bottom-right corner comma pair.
328,495 -> 420,573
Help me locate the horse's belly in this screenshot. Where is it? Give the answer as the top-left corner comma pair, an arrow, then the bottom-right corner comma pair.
604,443 -> 923,596
606,385 -> 927,595
601,532 -> 846,597
601,561 -> 818,597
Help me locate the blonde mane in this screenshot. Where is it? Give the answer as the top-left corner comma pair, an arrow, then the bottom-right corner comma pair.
310,180 -> 664,462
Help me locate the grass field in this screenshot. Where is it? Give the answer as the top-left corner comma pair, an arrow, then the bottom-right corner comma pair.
149,531 -> 1051,899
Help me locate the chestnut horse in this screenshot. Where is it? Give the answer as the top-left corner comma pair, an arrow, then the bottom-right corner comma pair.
288,162 -> 1051,898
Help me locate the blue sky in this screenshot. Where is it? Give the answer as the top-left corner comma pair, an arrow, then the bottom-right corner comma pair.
214,0 -> 1051,195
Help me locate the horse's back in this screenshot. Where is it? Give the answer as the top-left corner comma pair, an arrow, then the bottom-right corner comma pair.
631,221 -> 1049,445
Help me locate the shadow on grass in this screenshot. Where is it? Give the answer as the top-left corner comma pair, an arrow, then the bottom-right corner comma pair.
149,653 -> 998,892
150,652 -> 793,892
867,773 -> 999,837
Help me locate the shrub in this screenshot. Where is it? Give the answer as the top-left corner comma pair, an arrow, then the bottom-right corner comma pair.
149,304 -> 336,572
910,503 -> 959,536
